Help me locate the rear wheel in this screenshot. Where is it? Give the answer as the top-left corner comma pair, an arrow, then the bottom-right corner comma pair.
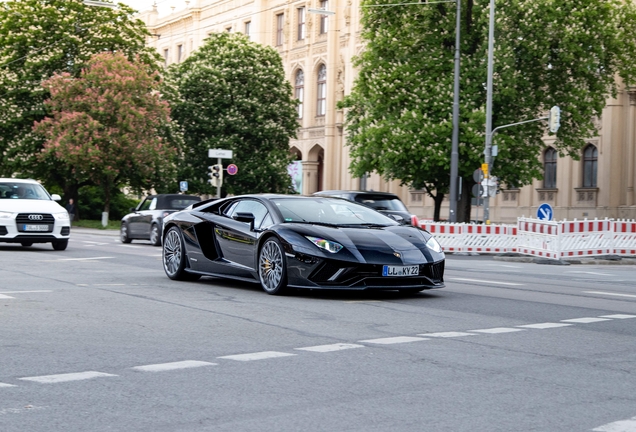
52,240 -> 68,251
20,242 -> 33,247
162,226 -> 200,281
258,237 -> 288,295
120,223 -> 132,243
150,224 -> 161,246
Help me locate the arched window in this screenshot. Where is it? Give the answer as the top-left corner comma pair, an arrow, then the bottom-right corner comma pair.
294,70 -> 304,119
316,64 -> 326,116
543,147 -> 557,188
583,144 -> 598,188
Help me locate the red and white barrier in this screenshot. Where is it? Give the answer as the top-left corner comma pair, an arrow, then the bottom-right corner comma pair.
418,218 -> 636,259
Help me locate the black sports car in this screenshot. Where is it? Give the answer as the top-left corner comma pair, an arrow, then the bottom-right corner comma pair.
162,194 -> 445,295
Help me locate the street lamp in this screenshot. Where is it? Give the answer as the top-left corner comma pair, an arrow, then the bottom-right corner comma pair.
448,0 -> 461,222
482,0 -> 496,224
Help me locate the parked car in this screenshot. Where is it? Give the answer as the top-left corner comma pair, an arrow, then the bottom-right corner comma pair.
313,190 -> 419,226
120,194 -> 201,246
161,194 -> 445,295
0,178 -> 71,250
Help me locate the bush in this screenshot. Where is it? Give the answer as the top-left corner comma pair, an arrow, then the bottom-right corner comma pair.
77,186 -> 139,220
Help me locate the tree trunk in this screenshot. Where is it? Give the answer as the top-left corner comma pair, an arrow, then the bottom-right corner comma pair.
432,192 -> 445,221
457,177 -> 473,223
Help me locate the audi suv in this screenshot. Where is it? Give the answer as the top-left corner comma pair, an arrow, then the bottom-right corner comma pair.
0,178 -> 71,250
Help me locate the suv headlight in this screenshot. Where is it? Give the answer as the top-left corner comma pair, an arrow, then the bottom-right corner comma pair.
0,211 -> 14,219
426,236 -> 443,253
53,212 -> 70,220
306,236 -> 343,253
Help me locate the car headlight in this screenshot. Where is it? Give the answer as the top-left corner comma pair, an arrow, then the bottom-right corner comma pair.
53,212 -> 70,220
426,236 -> 443,253
306,236 -> 343,253
0,211 -> 14,219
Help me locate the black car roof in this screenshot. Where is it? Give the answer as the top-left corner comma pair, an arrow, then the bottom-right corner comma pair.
314,190 -> 401,198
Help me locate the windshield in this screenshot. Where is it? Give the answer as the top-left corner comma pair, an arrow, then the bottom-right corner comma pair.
354,194 -> 409,212
272,197 -> 399,226
0,182 -> 51,200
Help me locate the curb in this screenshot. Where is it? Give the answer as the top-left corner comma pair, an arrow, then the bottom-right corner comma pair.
493,255 -> 636,265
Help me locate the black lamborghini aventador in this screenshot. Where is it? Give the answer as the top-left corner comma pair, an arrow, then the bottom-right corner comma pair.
161,194 -> 445,295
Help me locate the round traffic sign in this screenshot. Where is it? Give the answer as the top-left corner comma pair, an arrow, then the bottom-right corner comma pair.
226,163 -> 238,175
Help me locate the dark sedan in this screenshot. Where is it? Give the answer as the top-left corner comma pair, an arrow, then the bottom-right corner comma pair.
121,194 -> 201,246
162,194 -> 445,295
313,190 -> 419,226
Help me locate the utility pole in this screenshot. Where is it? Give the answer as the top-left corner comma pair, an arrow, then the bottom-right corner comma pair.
449,0 -> 461,222
482,0 -> 496,224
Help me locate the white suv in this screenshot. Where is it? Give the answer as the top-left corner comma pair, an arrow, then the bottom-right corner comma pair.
0,178 -> 71,250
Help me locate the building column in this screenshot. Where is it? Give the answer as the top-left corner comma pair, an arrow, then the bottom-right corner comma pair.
627,89 -> 636,206
302,161 -> 320,195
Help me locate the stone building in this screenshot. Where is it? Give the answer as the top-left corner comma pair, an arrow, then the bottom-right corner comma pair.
137,0 -> 636,223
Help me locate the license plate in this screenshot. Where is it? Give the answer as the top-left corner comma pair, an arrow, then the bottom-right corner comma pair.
23,224 -> 49,232
382,265 -> 419,277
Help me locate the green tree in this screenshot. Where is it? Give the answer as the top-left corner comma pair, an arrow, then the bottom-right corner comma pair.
0,0 -> 161,201
166,32 -> 298,196
341,0 -> 636,221
34,52 -> 176,221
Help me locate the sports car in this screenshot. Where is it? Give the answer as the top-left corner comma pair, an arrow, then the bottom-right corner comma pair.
162,194 -> 445,295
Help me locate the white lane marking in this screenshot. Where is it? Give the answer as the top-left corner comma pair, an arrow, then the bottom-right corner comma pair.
0,294 -> 15,299
359,336 -> 427,344
586,291 -> 636,299
295,343 -> 365,353
19,371 -> 117,384
469,327 -> 525,334
0,290 -> 52,294
593,416 -> 636,431
561,317 -> 613,324
483,264 -> 522,268
600,314 -> 636,319
565,271 -> 612,276
39,256 -> 115,262
218,351 -> 296,362
516,323 -> 573,329
132,360 -> 216,372
447,277 -> 524,286
82,241 -> 108,245
0,383 -> 16,388
418,332 -> 476,338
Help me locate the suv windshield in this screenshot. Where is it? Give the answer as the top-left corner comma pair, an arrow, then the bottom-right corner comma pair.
0,182 -> 51,200
272,198 -> 398,226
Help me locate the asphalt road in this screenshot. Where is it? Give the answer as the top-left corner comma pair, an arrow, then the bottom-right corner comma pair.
1,229 -> 635,432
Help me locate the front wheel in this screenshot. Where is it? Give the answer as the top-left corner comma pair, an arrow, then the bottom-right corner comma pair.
162,226 -> 200,281
120,223 -> 132,243
150,224 -> 161,246
52,240 -> 68,251
258,237 -> 288,295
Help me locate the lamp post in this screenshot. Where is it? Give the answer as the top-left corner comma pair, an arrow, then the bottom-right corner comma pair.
448,0 -> 461,222
482,0 -> 496,224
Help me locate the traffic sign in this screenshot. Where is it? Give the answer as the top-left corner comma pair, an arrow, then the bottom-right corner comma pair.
537,203 -> 553,221
471,184 -> 484,198
179,181 -> 188,192
226,164 -> 238,175
481,163 -> 489,177
473,168 -> 484,183
208,149 -> 233,159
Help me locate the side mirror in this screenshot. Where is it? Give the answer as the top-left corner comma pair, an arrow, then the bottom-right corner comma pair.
51,194 -> 61,201
233,212 -> 256,230
130,207 -> 136,212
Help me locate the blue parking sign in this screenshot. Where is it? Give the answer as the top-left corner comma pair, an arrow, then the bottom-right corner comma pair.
537,203 -> 553,221
179,181 -> 188,192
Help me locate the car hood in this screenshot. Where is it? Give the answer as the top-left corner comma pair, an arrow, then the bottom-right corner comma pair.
0,199 -> 66,213
284,224 -> 443,265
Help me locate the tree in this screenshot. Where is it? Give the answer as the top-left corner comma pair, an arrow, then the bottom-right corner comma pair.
34,52 -> 176,221
0,0 -> 161,201
166,32 -> 298,196
340,0 -> 636,221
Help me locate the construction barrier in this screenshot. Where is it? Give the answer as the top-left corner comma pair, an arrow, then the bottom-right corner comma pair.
419,218 -> 636,259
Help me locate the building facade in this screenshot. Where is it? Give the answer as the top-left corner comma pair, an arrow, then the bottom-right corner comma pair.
138,0 -> 636,223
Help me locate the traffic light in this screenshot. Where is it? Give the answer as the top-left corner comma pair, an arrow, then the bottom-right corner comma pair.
549,106 -> 561,133
208,164 -> 223,188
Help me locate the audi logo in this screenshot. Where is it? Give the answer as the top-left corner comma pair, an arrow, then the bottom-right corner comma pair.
28,214 -> 44,221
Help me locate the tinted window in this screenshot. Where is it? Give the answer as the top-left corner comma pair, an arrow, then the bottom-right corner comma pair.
0,182 -> 51,200
227,200 -> 269,230
353,194 -> 408,212
168,198 -> 200,210
273,198 -> 397,226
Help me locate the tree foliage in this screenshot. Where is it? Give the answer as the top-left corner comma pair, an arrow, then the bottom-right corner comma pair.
34,52 -> 176,216
0,0 -> 161,197
166,32 -> 298,196
341,0 -> 636,221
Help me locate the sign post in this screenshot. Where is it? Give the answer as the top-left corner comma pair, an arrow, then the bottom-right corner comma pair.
208,149 -> 233,198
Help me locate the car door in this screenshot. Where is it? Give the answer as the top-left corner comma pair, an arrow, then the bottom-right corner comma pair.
214,199 -> 269,274
129,197 -> 156,237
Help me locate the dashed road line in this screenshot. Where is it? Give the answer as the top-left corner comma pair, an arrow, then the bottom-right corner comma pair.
516,322 -> 573,329
218,351 -> 296,361
561,317 -> 613,324
358,336 -> 427,344
592,415 -> 636,431
132,360 -> 216,372
0,383 -> 16,388
447,277 -> 524,286
0,291 -> 52,294
39,256 -> 115,262
599,314 -> 636,319
19,371 -> 117,384
0,294 -> 14,299
586,291 -> 636,299
469,327 -> 525,334
418,332 -> 476,338
295,343 -> 365,353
